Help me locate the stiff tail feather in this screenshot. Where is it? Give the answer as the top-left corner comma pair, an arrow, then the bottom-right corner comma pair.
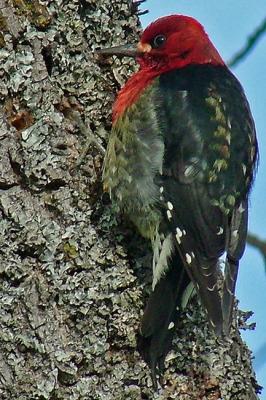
137,250 -> 190,389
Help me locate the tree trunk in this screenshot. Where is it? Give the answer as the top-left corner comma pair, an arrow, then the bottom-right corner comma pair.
0,1 -> 260,399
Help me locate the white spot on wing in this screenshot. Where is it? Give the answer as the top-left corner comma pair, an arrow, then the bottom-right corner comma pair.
186,253 -> 192,264
176,227 -> 182,236
167,210 -> 172,220
175,227 -> 183,244
175,234 -> 181,244
217,226 -> 224,235
160,186 -> 164,193
168,322 -> 174,330
232,229 -> 238,238
167,201 -> 174,210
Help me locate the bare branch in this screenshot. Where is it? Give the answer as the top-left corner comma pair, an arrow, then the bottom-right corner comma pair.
228,16 -> 266,67
131,0 -> 149,16
247,232 -> 266,264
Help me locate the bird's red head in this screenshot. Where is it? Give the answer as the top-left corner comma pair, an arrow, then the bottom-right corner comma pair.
101,15 -> 225,122
137,15 -> 224,71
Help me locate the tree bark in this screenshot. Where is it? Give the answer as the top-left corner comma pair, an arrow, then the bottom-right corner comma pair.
0,1 -> 260,399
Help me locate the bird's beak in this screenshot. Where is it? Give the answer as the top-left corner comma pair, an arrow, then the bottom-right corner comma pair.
95,43 -> 139,58
95,42 -> 151,58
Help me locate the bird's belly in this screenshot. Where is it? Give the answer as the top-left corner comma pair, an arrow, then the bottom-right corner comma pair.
103,129 -> 164,238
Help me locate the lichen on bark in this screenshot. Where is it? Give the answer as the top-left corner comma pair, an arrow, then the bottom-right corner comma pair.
0,0 -> 260,399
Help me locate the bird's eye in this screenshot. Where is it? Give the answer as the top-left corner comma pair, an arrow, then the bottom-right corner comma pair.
151,34 -> 166,49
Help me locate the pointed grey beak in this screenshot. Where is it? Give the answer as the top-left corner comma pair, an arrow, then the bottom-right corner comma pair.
95,43 -> 139,58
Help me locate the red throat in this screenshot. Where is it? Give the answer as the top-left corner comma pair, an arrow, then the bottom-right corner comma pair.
112,68 -> 158,124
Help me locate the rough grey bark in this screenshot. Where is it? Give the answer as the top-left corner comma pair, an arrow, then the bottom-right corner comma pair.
0,1 -> 261,399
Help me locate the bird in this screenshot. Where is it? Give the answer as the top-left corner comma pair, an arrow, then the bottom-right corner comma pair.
98,15 -> 258,388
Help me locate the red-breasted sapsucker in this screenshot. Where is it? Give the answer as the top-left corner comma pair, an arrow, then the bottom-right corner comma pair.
98,15 -> 258,387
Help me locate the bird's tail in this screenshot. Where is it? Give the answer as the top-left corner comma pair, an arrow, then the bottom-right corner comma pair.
137,247 -> 191,389
222,256 -> 239,334
222,199 -> 248,334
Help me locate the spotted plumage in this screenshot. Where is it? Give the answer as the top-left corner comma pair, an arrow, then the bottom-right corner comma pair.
100,14 -> 258,389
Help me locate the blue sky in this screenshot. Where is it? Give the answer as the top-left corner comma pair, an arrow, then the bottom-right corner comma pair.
140,1 -> 266,397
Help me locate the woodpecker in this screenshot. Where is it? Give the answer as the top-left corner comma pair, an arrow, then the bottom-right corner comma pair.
98,15 -> 258,387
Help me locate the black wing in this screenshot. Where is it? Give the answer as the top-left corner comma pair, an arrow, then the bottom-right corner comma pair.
138,65 -> 257,386
157,64 -> 257,333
